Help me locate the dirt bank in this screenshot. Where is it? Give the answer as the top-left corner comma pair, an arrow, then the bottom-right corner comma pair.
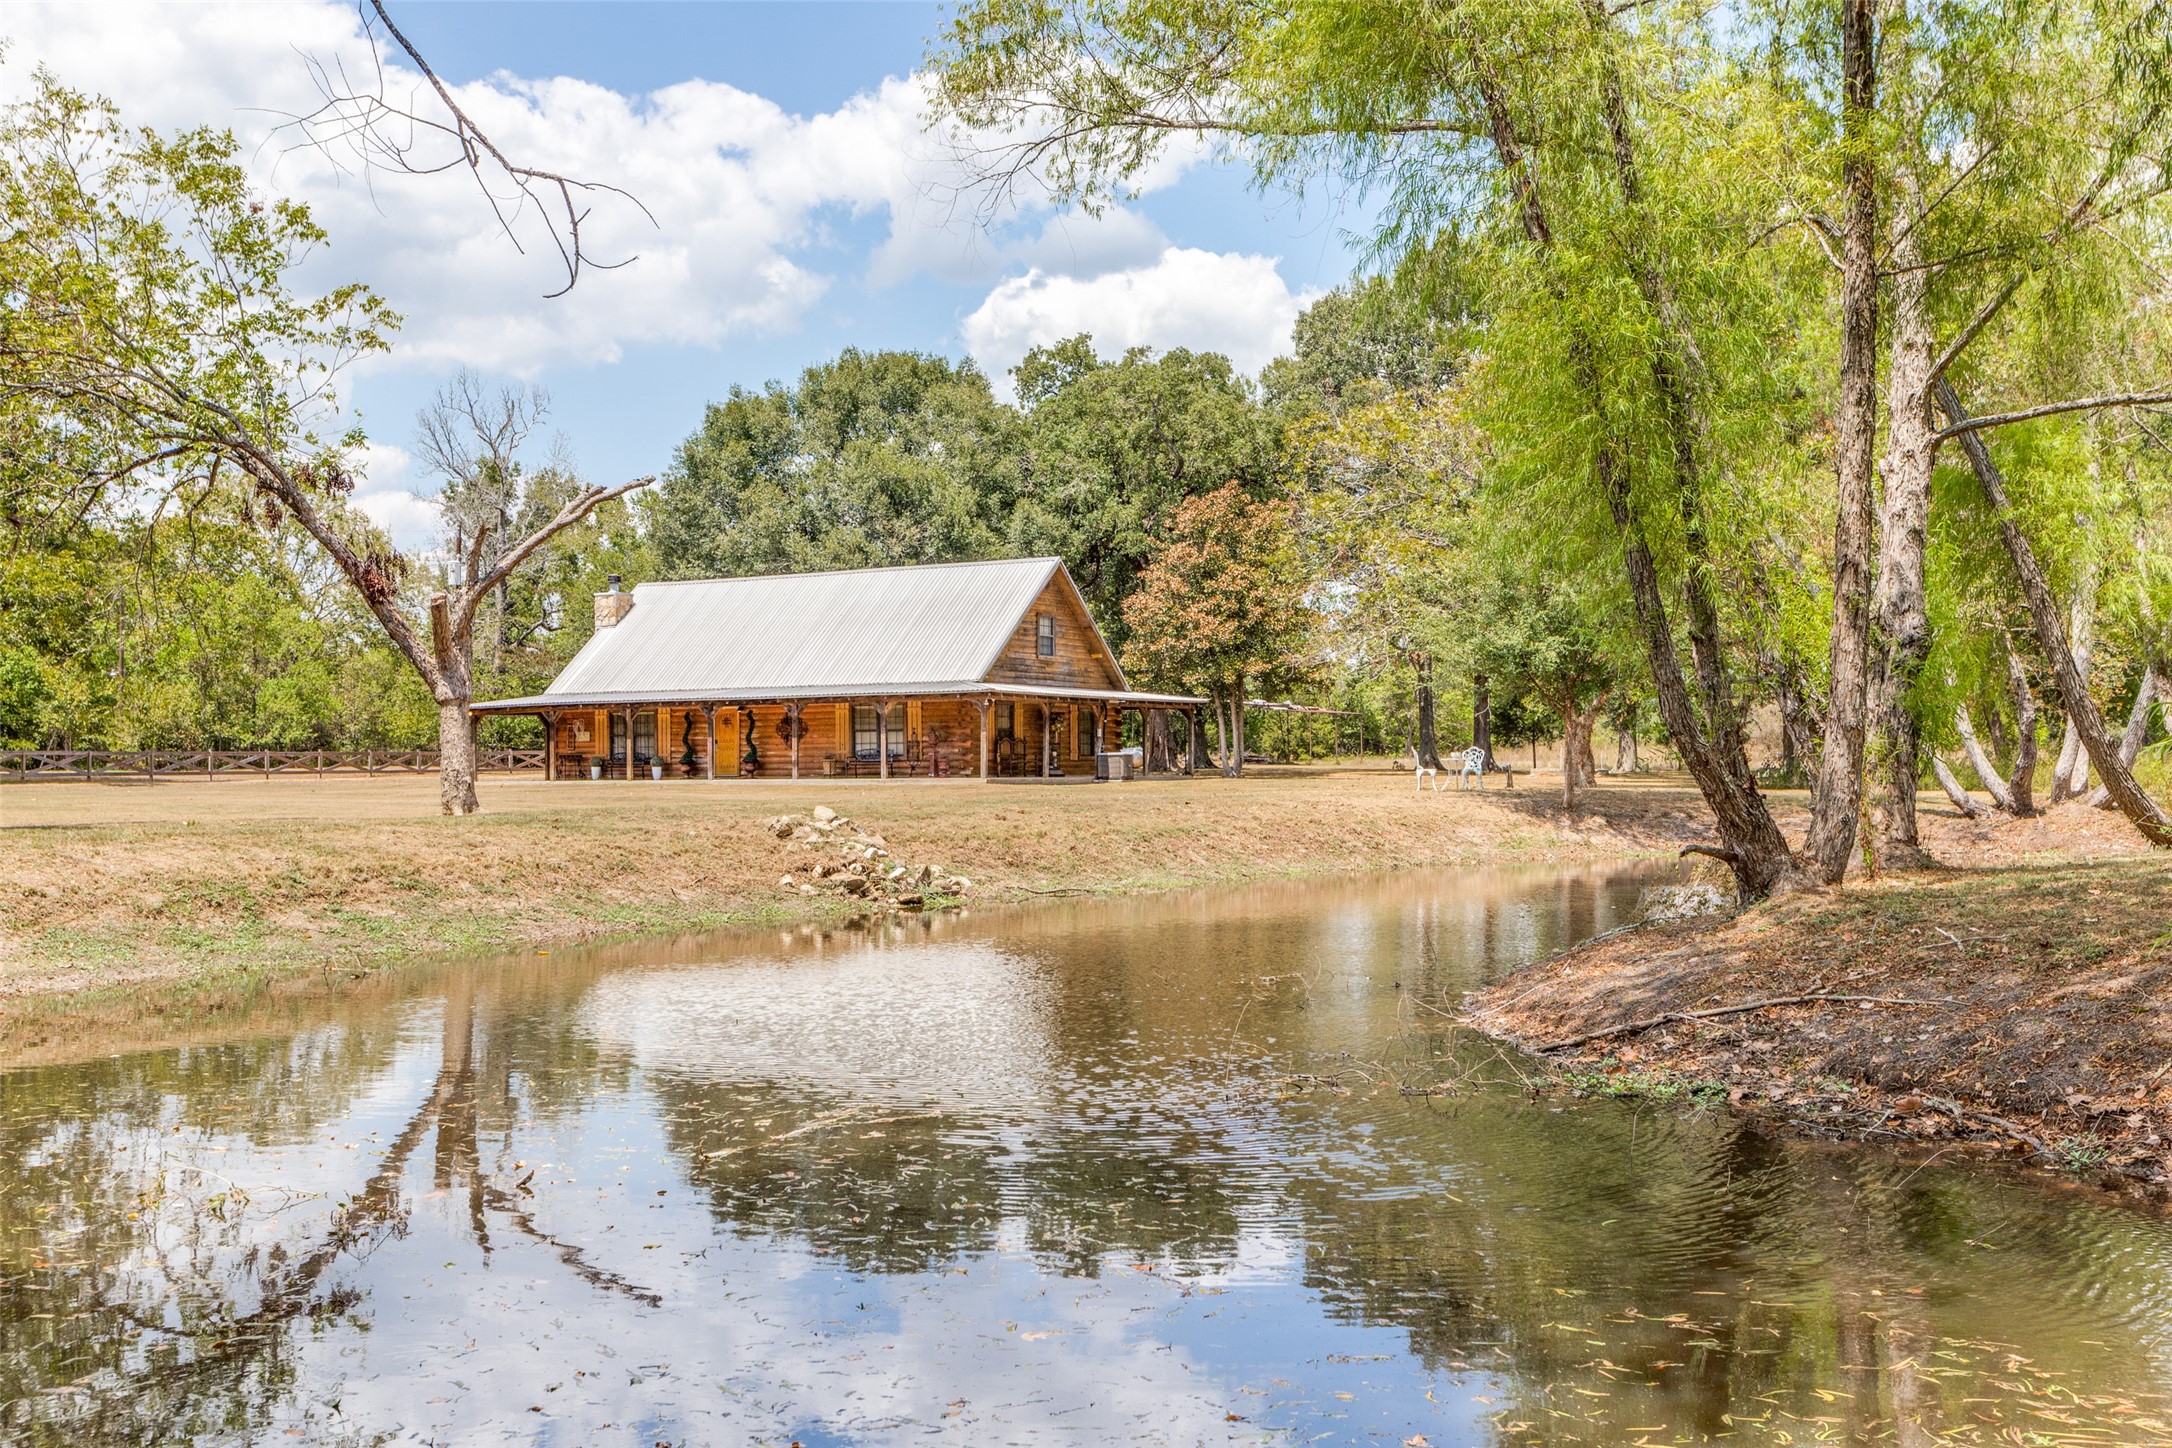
1468,804 -> 2170,1193
0,768 -> 1712,1028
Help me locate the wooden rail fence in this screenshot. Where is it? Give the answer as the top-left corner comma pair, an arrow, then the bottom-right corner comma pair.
1,749 -> 545,782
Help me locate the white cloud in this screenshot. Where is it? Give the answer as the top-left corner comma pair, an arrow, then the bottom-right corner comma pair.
0,2 -> 1042,375
961,247 -> 1318,392
6,0 -> 1260,432
1006,207 -> 1171,281
350,441 -> 439,552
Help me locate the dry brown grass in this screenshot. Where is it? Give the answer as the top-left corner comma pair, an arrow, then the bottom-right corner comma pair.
1470,802 -> 2171,1190
0,765 -> 1713,1013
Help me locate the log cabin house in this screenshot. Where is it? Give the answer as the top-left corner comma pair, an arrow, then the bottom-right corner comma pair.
470,557 -> 1205,781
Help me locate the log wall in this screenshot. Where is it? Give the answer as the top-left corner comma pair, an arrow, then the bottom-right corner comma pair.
985,576 -> 1125,691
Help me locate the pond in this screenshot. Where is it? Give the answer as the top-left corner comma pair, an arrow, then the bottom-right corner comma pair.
3,863 -> 2169,1445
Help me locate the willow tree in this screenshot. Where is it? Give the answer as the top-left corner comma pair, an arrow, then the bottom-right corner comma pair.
937,0 -> 1817,895
1,77 -> 647,813
1754,0 -> 2172,862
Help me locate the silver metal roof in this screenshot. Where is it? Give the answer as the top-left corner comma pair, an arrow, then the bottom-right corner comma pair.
482,558 -> 1197,712
471,680 -> 1206,713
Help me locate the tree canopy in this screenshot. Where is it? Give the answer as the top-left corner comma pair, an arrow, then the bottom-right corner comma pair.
647,349 -> 1023,580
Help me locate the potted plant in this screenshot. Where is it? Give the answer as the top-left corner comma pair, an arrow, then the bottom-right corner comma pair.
647,754 -> 663,781
588,755 -> 603,781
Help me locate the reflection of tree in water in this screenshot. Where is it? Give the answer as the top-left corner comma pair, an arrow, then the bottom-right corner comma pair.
658,1077 -> 1006,1273
653,1073 -> 1249,1277
0,979 -> 640,1442
0,1014 -> 413,1441
1285,1082 -> 2167,1446
1010,1119 -> 1246,1274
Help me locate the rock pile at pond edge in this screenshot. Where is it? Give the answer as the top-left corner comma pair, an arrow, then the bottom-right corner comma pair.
767,805 -> 970,910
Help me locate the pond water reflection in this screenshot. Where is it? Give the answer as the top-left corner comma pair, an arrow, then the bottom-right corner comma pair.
3,864 -> 2170,1445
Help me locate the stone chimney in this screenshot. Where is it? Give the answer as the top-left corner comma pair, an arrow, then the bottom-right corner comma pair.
594,575 -> 634,630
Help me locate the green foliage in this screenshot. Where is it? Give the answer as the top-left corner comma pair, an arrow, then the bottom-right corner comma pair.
648,335 -> 1277,658
0,71 -> 445,750
1011,337 -> 1281,651
647,349 -> 1023,580
1122,483 -> 1314,700
1467,571 -> 1621,732
1262,272 -> 1475,420
1,70 -> 395,536
1555,1065 -> 1730,1109
0,645 -> 47,748
0,514 -> 439,750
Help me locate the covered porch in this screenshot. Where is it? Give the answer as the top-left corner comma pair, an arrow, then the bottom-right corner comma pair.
471,685 -> 1207,783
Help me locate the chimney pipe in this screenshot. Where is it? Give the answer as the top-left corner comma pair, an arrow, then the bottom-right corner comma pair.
606,574 -> 622,592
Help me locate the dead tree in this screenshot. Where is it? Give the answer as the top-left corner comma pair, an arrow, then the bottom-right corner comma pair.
242,452 -> 651,815
285,0 -> 654,297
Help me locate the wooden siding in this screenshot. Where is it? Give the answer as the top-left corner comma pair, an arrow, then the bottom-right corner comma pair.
983,575 -> 1123,691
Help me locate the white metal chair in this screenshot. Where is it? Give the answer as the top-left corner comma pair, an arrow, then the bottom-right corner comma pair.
1458,746 -> 1487,789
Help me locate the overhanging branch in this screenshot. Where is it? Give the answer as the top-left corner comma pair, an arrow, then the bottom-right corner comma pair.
1933,388 -> 2172,440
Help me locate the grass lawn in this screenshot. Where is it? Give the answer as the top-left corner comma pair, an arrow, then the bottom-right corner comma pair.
0,764 -> 1717,1014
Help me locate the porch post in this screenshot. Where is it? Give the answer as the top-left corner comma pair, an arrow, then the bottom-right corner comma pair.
976,698 -> 991,781
542,710 -> 558,782
702,704 -> 717,781
624,706 -> 636,781
789,704 -> 801,780
877,700 -> 889,781
1041,702 -> 1051,778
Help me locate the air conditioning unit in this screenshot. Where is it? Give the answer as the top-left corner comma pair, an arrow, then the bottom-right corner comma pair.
1094,751 -> 1134,782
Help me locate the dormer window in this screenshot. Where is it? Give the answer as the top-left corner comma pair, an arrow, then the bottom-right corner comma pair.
1037,613 -> 1055,658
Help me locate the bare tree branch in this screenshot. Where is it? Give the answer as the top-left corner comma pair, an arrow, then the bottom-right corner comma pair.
1933,388 -> 2172,440
458,474 -> 653,632
278,0 -> 655,297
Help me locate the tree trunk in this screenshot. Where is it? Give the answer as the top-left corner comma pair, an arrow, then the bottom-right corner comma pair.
1617,725 -> 1637,774
2050,557 -> 2098,802
2088,660 -> 2159,809
1146,708 -> 1176,773
1938,379 -> 2172,844
1867,181 -> 1937,868
1220,685 -> 1247,778
1929,754 -> 1989,819
426,592 -> 482,816
1804,0 -> 1882,883
2004,643 -> 2041,817
1413,654 -> 1444,769
1562,701 -> 1601,807
437,697 -> 479,814
1473,671 -> 1492,768
1468,14 -> 1804,899
1952,699 -> 2018,814
240,454 -> 649,820
1772,661 -> 1819,788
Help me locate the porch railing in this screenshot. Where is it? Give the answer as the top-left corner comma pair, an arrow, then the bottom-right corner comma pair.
0,748 -> 546,782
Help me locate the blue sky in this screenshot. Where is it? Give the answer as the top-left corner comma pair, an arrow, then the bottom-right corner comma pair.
9,2 -> 1377,544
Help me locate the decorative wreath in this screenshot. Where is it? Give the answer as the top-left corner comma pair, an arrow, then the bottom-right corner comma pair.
773,711 -> 808,742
